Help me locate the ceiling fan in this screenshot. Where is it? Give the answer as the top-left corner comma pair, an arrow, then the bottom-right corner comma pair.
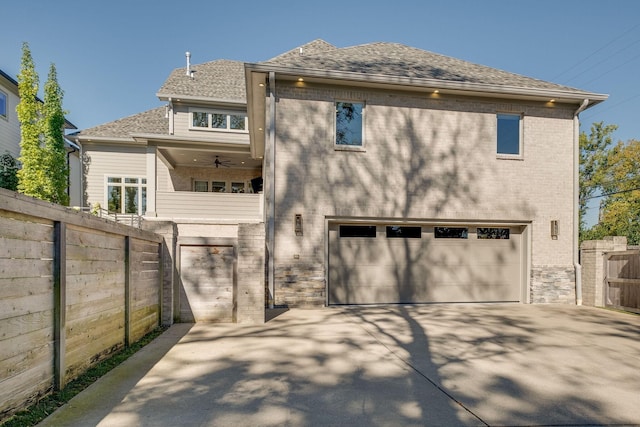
214,156 -> 233,168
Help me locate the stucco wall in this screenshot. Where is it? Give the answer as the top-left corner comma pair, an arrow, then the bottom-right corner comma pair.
270,81 -> 577,306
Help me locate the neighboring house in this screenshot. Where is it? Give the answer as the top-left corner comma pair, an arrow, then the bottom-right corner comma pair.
70,40 -> 607,322
0,68 -> 81,205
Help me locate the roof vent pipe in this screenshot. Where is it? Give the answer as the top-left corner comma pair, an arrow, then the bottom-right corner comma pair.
185,51 -> 191,76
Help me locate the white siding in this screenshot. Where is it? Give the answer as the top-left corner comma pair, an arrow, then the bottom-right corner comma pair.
0,82 -> 21,158
156,191 -> 262,221
83,144 -> 147,208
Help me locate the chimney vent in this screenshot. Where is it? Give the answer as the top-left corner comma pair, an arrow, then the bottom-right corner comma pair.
185,51 -> 192,77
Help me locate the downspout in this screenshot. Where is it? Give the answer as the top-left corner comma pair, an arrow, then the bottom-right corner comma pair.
573,98 -> 589,305
267,71 -> 276,309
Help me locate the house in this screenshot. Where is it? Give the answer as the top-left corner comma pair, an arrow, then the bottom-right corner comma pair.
70,40 -> 607,323
0,68 -> 81,204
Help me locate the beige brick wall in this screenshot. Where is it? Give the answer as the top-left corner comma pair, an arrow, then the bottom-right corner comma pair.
270,82 -> 577,306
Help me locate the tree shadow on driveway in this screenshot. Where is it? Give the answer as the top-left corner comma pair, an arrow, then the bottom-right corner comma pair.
40,304 -> 640,426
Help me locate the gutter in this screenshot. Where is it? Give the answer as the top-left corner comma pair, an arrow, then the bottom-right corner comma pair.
573,98 -> 590,305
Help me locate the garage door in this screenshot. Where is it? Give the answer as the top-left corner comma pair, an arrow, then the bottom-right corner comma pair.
179,244 -> 235,322
328,224 -> 523,304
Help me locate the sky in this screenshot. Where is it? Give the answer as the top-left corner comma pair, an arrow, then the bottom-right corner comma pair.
2,0 -> 640,225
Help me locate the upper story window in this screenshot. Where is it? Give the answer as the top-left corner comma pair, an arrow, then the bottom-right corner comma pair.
0,90 -> 7,118
190,108 -> 248,132
335,101 -> 364,148
497,113 -> 522,157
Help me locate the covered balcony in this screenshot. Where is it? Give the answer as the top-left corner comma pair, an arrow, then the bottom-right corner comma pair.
144,143 -> 264,223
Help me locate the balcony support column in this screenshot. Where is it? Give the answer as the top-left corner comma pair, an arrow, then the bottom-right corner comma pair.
146,145 -> 157,217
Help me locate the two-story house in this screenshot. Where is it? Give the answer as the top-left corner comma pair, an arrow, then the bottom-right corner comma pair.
0,68 -> 80,204
71,40 -> 607,323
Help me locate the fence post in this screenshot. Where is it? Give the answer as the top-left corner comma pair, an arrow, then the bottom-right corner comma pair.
53,221 -> 67,390
124,236 -> 132,347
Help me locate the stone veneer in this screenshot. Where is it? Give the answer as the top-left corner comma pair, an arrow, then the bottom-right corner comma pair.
274,263 -> 325,307
530,266 -> 576,303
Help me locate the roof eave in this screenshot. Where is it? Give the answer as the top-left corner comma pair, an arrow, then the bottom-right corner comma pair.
156,92 -> 246,106
245,63 -> 608,107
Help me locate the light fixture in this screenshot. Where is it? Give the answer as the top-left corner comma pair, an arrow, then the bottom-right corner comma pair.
549,99 -> 555,103
550,220 -> 559,240
433,89 -> 440,94
258,83 -> 265,87
294,214 -> 303,236
297,77 -> 304,82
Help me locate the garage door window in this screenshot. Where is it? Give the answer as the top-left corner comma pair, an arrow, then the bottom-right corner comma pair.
435,227 -> 468,239
339,225 -> 376,237
477,227 -> 510,239
386,226 -> 421,238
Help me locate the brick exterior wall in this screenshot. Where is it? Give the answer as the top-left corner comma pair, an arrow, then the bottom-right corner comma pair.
580,237 -> 628,307
237,223 -> 266,323
268,81 -> 578,306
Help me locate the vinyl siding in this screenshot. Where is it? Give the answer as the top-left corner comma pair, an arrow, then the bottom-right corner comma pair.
83,144 -> 147,208
0,83 -> 21,158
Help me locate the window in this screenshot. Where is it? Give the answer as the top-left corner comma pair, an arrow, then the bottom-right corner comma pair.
194,180 -> 208,192
0,90 -> 6,118
477,227 -> 510,239
107,176 -> 147,215
434,227 -> 468,239
386,226 -> 422,238
497,113 -> 522,156
336,101 -> 363,147
189,109 -> 248,132
231,182 -> 245,193
192,112 -> 208,128
339,225 -> 376,238
212,181 -> 226,193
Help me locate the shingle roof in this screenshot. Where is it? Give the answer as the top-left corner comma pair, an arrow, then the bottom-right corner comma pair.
157,59 -> 246,102
263,40 -> 588,94
75,106 -> 166,138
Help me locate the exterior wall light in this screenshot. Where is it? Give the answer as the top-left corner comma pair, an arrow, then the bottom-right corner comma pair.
550,220 -> 559,240
295,214 -> 303,236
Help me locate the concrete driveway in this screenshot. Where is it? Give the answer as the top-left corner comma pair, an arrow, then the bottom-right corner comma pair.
39,304 -> 640,426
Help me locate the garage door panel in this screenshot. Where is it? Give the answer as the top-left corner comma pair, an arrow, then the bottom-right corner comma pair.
329,224 -> 523,305
180,245 -> 235,322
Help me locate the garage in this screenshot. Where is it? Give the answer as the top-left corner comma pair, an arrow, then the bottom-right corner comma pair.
328,223 -> 525,305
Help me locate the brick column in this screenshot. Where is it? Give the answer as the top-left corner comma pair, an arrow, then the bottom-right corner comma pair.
580,236 -> 627,307
237,223 -> 266,323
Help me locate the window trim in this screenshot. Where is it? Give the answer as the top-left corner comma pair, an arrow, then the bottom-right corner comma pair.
188,107 -> 248,133
0,89 -> 7,119
104,175 -> 147,215
334,100 -> 365,151
496,113 -> 523,159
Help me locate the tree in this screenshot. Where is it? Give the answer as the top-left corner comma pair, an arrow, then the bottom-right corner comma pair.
579,122 -> 617,235
16,42 -> 47,199
587,139 -> 640,244
0,152 -> 20,191
15,42 -> 70,205
43,63 -> 69,205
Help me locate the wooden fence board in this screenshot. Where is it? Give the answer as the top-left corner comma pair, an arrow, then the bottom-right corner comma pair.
0,326 -> 53,361
0,258 -> 53,278
0,237 -> 54,259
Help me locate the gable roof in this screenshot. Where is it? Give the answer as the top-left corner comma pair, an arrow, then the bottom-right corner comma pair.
156,59 -> 246,103
260,40 -> 598,97
73,106 -> 166,139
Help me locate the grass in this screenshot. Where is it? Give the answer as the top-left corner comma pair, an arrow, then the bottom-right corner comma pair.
1,327 -> 167,427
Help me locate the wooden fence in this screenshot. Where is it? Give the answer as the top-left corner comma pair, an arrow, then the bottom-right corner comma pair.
604,250 -> 640,314
0,188 -> 163,422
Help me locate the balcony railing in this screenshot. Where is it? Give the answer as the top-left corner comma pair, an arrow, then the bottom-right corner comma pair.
154,191 -> 263,222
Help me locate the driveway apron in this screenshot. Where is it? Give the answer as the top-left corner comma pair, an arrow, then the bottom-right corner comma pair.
38,304 -> 640,426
